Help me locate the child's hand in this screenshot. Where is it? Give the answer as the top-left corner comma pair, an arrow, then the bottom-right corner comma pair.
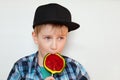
45,76 -> 55,80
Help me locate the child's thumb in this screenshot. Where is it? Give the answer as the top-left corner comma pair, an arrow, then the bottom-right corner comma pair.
45,76 -> 55,80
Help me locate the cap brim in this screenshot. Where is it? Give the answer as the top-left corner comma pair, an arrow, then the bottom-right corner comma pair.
63,22 -> 80,32
33,21 -> 80,32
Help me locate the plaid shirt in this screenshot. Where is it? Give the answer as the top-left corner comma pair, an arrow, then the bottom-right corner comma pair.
7,52 -> 90,80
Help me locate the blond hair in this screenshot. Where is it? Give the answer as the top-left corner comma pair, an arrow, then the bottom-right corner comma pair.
34,24 -> 68,35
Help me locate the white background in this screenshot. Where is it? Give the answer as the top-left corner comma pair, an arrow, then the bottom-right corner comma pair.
0,0 -> 120,80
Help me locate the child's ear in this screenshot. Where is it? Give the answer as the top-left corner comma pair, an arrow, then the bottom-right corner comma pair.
32,31 -> 38,44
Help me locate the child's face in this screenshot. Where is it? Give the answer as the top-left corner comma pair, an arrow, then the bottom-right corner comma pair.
32,24 -> 68,57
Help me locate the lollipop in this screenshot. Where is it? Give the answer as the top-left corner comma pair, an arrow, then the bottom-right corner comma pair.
43,53 -> 66,75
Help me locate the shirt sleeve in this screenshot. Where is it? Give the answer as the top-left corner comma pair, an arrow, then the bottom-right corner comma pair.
76,63 -> 90,80
7,63 -> 21,80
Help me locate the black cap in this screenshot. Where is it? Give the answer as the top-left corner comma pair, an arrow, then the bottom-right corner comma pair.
33,3 -> 80,32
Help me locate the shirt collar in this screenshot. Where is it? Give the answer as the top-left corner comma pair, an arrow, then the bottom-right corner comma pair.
31,51 -> 39,70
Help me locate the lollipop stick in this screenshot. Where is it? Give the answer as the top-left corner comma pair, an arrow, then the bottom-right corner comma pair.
51,73 -> 53,76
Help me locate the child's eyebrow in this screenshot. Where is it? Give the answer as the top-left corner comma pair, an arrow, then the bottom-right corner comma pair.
42,35 -> 52,36
42,34 -> 67,37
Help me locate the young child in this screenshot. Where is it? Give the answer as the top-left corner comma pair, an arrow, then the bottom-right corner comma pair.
7,3 -> 90,80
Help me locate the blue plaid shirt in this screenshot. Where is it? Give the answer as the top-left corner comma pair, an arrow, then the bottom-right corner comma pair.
8,52 -> 90,80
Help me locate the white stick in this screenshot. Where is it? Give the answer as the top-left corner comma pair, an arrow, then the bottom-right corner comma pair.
52,74 -> 53,76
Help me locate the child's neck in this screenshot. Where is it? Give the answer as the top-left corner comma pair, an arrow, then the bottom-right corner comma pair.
38,52 -> 44,67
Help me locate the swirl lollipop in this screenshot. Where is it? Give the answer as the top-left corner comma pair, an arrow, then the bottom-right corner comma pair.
43,53 -> 66,75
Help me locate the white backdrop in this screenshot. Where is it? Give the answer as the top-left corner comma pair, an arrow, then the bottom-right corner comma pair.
0,0 -> 120,80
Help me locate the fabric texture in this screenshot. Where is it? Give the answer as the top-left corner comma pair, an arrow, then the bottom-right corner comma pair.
7,52 -> 90,80
38,67 -> 51,79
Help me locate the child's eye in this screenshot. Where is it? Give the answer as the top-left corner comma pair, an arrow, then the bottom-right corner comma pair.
58,37 -> 64,40
44,36 -> 51,40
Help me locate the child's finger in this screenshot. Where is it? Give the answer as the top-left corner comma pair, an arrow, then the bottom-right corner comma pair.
45,76 -> 55,80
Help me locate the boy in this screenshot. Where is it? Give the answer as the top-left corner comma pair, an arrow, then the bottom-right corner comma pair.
8,3 -> 90,80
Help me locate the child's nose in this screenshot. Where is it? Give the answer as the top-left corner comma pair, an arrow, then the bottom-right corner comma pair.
51,39 -> 57,50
